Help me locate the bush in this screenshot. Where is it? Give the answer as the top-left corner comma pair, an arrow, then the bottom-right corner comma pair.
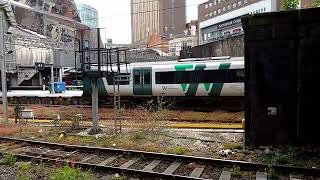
51,163 -> 94,180
282,0 -> 299,10
261,147 -> 297,164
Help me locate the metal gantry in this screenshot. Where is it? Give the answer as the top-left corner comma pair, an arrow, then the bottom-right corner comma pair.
75,28 -> 131,134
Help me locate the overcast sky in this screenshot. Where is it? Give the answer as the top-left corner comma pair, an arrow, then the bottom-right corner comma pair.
78,0 -> 207,44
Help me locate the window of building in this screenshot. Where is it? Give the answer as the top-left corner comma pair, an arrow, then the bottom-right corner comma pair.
209,2 -> 212,7
233,3 -> 237,8
155,69 -> 245,84
238,1 -> 242,6
264,7 -> 266,12
209,12 -> 212,16
214,10 -> 216,15
205,4 -> 208,8
228,4 -> 231,10
218,9 -> 221,13
244,0 -> 248,4
223,7 -> 226,11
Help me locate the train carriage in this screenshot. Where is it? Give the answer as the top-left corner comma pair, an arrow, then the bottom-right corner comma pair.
83,57 -> 245,99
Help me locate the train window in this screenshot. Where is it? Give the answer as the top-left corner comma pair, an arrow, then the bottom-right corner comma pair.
231,69 -> 245,82
134,70 -> 141,85
155,69 -> 244,84
106,76 -> 130,85
144,70 -> 151,84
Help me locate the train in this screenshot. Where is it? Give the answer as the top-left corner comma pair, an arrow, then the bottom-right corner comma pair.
3,57 -> 244,109
82,56 -> 245,108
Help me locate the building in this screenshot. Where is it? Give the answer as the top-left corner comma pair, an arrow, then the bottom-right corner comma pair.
131,0 -> 186,44
75,1 -> 99,28
198,0 -> 317,45
2,0 -> 89,87
168,20 -> 198,56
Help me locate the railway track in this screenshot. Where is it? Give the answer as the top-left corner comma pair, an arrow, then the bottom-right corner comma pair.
0,137 -> 318,179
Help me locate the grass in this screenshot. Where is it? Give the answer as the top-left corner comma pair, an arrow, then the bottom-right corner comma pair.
167,145 -> 188,155
261,147 -> 298,165
0,154 -> 17,165
16,162 -> 32,180
18,162 -> 32,171
231,164 -> 241,177
51,163 -> 95,180
129,130 -> 146,141
224,142 -> 244,150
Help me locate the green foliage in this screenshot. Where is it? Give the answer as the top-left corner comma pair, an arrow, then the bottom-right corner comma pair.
51,163 -> 95,180
111,173 -> 127,180
231,165 -> 241,177
168,145 -> 187,155
314,0 -> 320,7
0,154 -> 17,165
224,143 -> 243,150
16,174 -> 31,180
19,162 -> 32,171
266,164 -> 277,178
130,131 -> 146,141
261,147 -> 297,164
282,0 -> 299,10
16,162 -> 32,180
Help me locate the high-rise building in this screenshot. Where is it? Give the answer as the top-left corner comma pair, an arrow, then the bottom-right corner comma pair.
75,1 -> 99,28
131,0 -> 186,44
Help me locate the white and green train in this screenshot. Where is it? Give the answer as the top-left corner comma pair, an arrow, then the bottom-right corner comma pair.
83,57 -> 244,101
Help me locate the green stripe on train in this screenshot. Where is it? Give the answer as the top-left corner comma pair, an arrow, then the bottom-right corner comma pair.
175,62 -> 231,97
208,63 -> 231,96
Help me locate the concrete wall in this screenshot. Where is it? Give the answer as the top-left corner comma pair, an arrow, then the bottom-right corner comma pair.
180,35 -> 244,58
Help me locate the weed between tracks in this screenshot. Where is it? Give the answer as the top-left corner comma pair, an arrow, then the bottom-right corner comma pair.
261,147 -> 298,165
0,154 -> 17,165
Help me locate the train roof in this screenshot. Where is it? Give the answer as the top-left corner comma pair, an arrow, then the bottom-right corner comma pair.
129,56 -> 244,66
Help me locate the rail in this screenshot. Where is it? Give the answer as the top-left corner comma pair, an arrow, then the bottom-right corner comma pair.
0,137 -> 318,179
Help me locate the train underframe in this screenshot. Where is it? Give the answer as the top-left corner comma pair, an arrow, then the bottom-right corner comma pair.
7,96 -> 244,112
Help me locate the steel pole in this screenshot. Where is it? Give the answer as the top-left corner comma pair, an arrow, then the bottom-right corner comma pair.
91,78 -> 99,133
0,14 -> 8,125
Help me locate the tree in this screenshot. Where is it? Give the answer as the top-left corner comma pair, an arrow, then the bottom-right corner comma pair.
314,0 -> 320,7
282,0 -> 299,10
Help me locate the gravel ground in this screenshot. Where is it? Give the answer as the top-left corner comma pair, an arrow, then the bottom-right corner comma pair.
173,162 -> 195,176
108,156 -> 130,167
152,160 -> 174,173
200,165 -> 222,179
87,154 -> 110,164
67,152 -> 91,162
129,158 -> 153,170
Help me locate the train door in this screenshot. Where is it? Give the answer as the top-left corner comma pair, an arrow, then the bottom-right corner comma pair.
133,67 -> 152,96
